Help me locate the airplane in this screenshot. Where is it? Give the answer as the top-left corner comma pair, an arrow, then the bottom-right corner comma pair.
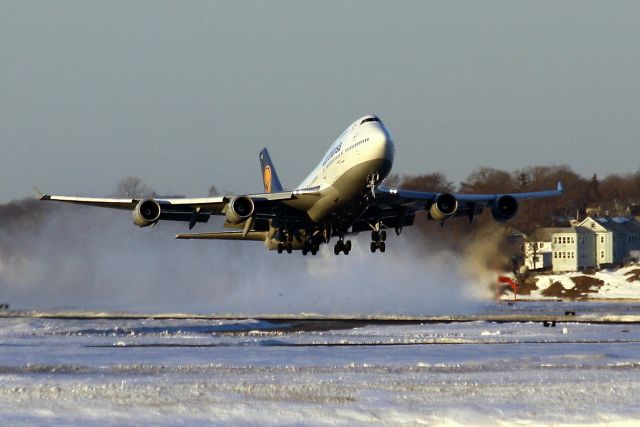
37,115 -> 563,256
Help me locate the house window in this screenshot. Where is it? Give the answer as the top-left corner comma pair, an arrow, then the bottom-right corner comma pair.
601,236 -> 605,244
601,251 -> 604,258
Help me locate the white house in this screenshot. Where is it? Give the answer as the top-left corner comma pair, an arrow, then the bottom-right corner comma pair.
551,227 -> 596,272
524,217 -> 640,273
578,217 -> 640,267
523,228 -> 557,271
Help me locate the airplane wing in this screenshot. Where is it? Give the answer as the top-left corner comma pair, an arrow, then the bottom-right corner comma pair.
35,186 -> 320,229
353,181 -> 564,230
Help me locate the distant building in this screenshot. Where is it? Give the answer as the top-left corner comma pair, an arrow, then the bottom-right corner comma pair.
524,217 -> 640,272
523,229 -> 556,271
551,227 -> 596,272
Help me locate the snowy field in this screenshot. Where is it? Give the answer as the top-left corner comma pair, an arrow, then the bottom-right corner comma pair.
2,304 -> 640,426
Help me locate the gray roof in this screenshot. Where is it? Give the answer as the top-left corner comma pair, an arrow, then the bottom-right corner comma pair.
528,217 -> 640,241
593,217 -> 640,234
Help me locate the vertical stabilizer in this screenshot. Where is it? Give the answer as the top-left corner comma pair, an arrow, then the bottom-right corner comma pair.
259,148 -> 284,193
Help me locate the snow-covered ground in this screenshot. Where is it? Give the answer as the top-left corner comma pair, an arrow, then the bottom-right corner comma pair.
506,263 -> 640,301
2,305 -> 640,426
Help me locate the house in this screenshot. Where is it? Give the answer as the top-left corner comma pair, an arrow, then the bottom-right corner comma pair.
524,217 -> 640,272
551,227 -> 596,272
579,217 -> 640,267
523,228 -> 556,271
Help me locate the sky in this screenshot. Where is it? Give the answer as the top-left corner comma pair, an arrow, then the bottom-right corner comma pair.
1,1 -> 639,202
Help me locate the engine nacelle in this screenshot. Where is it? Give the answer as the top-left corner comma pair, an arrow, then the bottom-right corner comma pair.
429,193 -> 458,221
491,195 -> 518,222
225,196 -> 255,224
132,199 -> 161,227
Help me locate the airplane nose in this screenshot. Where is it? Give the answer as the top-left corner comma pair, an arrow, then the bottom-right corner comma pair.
374,126 -> 394,163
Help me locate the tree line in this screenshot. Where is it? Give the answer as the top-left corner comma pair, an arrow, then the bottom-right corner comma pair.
388,165 -> 640,236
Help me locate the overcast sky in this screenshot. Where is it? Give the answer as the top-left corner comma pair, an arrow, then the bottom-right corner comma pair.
1,1 -> 639,202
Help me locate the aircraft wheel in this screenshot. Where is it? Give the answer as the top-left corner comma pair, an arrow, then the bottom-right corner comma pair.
345,240 -> 352,251
286,243 -> 293,254
311,244 -> 319,255
380,230 -> 387,241
371,230 -> 379,242
379,241 -> 386,253
334,244 -> 341,255
370,241 -> 378,253
277,243 -> 283,254
302,247 -> 308,256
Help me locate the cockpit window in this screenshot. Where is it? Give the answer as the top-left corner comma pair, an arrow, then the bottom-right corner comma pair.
360,117 -> 380,125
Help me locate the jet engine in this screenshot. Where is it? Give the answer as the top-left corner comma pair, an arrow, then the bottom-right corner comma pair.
225,196 -> 255,224
132,199 -> 161,227
428,193 -> 458,221
491,195 -> 518,222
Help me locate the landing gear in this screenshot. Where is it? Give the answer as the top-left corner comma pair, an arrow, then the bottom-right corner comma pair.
302,241 -> 320,256
334,238 -> 351,255
366,173 -> 380,199
370,241 -> 386,253
370,228 -> 387,253
371,230 -> 386,242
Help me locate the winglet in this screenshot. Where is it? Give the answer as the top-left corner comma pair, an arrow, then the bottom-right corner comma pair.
259,148 -> 284,193
33,186 -> 49,200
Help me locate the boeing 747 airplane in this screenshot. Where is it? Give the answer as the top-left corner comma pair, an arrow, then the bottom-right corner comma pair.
38,115 -> 563,255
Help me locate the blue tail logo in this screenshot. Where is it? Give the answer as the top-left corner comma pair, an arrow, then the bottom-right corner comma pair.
259,148 -> 283,193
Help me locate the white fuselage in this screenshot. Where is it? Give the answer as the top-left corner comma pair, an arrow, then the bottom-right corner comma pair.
298,115 -> 395,191
285,115 -> 395,225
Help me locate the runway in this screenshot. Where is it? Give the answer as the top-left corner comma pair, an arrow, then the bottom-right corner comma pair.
2,303 -> 640,426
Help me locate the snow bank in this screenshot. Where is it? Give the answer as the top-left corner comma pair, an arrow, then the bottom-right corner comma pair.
505,263 -> 640,300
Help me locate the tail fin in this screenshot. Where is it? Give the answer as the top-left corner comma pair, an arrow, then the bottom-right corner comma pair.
259,148 -> 283,193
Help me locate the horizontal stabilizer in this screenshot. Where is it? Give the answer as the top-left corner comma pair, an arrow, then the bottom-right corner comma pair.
175,231 -> 267,241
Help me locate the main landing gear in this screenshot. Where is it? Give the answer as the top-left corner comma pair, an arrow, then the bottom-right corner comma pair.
276,241 -> 293,254
334,238 -> 351,255
302,241 -> 319,256
276,230 -> 295,254
370,229 -> 386,253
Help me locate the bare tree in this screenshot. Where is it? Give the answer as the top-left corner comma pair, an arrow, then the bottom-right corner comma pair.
114,177 -> 156,198
397,172 -> 454,193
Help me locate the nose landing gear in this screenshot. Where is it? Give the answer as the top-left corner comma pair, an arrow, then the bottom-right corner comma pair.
366,173 -> 380,199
